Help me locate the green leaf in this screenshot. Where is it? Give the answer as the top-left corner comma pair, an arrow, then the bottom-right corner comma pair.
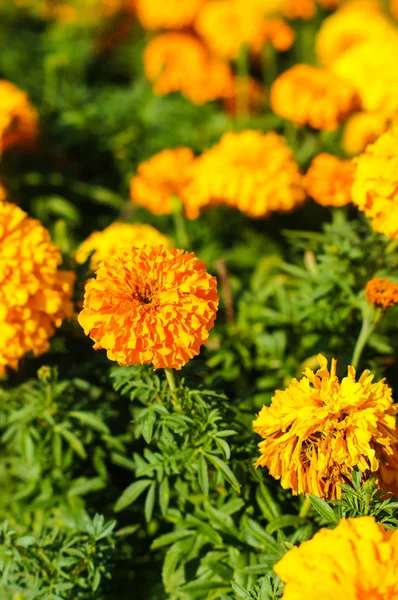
159,478 -> 170,517
145,482 -> 156,523
309,495 -> 338,523
114,479 -> 153,512
230,581 -> 252,599
198,454 -> 209,496
140,410 -> 157,444
266,515 -> 305,535
151,529 -> 195,550
68,477 -> 105,498
69,411 -> 110,434
58,427 -> 87,459
204,453 -> 240,492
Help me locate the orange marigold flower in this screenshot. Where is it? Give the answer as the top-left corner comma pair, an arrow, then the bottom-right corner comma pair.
342,111 -> 388,156
316,0 -> 342,9
352,128 -> 398,239
136,0 -> 204,29
274,517 -> 398,600
253,354 -> 397,499
0,80 -> 38,154
78,245 -> 219,370
130,147 -> 208,219
281,0 -> 316,19
270,64 -> 359,131
304,153 -> 355,207
262,18 -> 295,51
143,33 -> 234,105
185,130 -> 305,218
392,0 -> 398,20
365,277 -> 398,309
75,222 -> 171,271
0,202 -> 75,375
379,429 -> 398,496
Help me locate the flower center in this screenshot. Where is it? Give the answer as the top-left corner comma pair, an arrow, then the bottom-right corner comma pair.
131,286 -> 153,305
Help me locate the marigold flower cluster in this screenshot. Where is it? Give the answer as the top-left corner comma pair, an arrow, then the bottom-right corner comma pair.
253,354 -> 397,499
78,245 -> 219,370
76,222 -> 171,271
275,517 -> 398,599
0,80 -> 38,154
352,128 -> 398,239
304,153 -> 355,207
270,64 -> 359,131
365,277 -> 398,309
0,202 -> 75,374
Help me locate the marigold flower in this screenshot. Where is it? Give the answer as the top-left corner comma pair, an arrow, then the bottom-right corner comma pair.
185,130 -> 305,218
0,202 -> 75,374
143,33 -> 234,105
75,222 -> 171,271
392,0 -> 398,20
352,128 -> 398,239
262,19 -> 295,51
316,0 -> 342,9
78,245 -> 219,370
136,0 -> 204,29
365,277 -> 398,309
270,64 -> 359,131
274,517 -> 398,599
130,148 -> 208,219
304,153 -> 355,207
282,0 -> 316,19
0,80 -> 38,154
379,430 -> 398,496
342,112 -> 388,156
253,354 -> 397,499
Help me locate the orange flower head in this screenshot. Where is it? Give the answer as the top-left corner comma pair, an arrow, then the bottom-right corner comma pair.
0,202 -> 75,374
186,130 -> 305,218
316,0 -> 343,9
253,354 -> 397,499
304,153 -> 355,207
130,147 -> 208,219
78,245 -> 219,370
379,428 -> 398,496
275,517 -> 398,600
0,80 -> 38,154
365,277 -> 398,309
143,33 -> 234,105
262,18 -> 295,51
136,0 -> 204,29
342,111 -> 389,156
282,0 -> 316,19
352,128 -> 398,239
392,0 -> 398,20
75,222 -> 171,271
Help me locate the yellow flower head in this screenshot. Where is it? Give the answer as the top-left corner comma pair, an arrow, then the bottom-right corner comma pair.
75,222 -> 171,271
130,147 -> 208,219
78,245 -> 219,370
275,517 -> 398,600
0,202 -> 75,374
186,130 -> 305,218
136,0 -> 204,29
352,128 -> 398,239
253,354 -> 397,499
304,153 -> 355,207
342,111 -> 388,156
143,33 -> 234,105
365,277 -> 398,309
0,80 -> 38,154
270,64 -> 359,131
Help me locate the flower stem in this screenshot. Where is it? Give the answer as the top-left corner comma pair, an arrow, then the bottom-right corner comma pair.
236,43 -> 250,120
171,195 -> 189,249
299,495 -> 311,518
351,307 -> 382,369
164,368 -> 178,405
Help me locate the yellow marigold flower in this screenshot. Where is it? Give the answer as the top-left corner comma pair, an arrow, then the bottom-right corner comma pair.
274,517 -> 398,600
75,222 -> 171,271
143,33 -> 234,105
352,128 -> 398,239
78,245 -> 219,370
130,147 -> 208,219
0,80 -> 38,154
342,111 -> 388,156
304,153 -> 355,207
365,277 -> 398,309
136,0 -> 204,29
0,202 -> 75,375
253,354 -> 397,499
270,64 -> 359,131
186,130 -> 305,218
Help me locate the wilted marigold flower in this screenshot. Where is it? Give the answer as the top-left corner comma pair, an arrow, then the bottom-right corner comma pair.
75,222 -> 171,271
143,33 -> 234,105
352,128 -> 398,239
274,517 -> 398,600
136,0 -> 204,29
365,277 -> 398,309
186,130 -> 305,218
78,245 -> 219,370
270,64 -> 359,131
253,354 -> 397,499
304,153 -> 355,207
0,202 -> 75,374
342,111 -> 388,156
0,80 -> 38,154
130,147 -> 208,219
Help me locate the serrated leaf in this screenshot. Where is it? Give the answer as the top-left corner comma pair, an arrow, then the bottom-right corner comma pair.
309,495 -> 338,523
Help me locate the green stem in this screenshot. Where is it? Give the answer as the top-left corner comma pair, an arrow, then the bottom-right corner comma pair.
236,43 -> 250,120
351,309 -> 382,369
299,495 -> 311,518
171,195 -> 189,249
261,42 -> 277,94
164,368 -> 178,405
